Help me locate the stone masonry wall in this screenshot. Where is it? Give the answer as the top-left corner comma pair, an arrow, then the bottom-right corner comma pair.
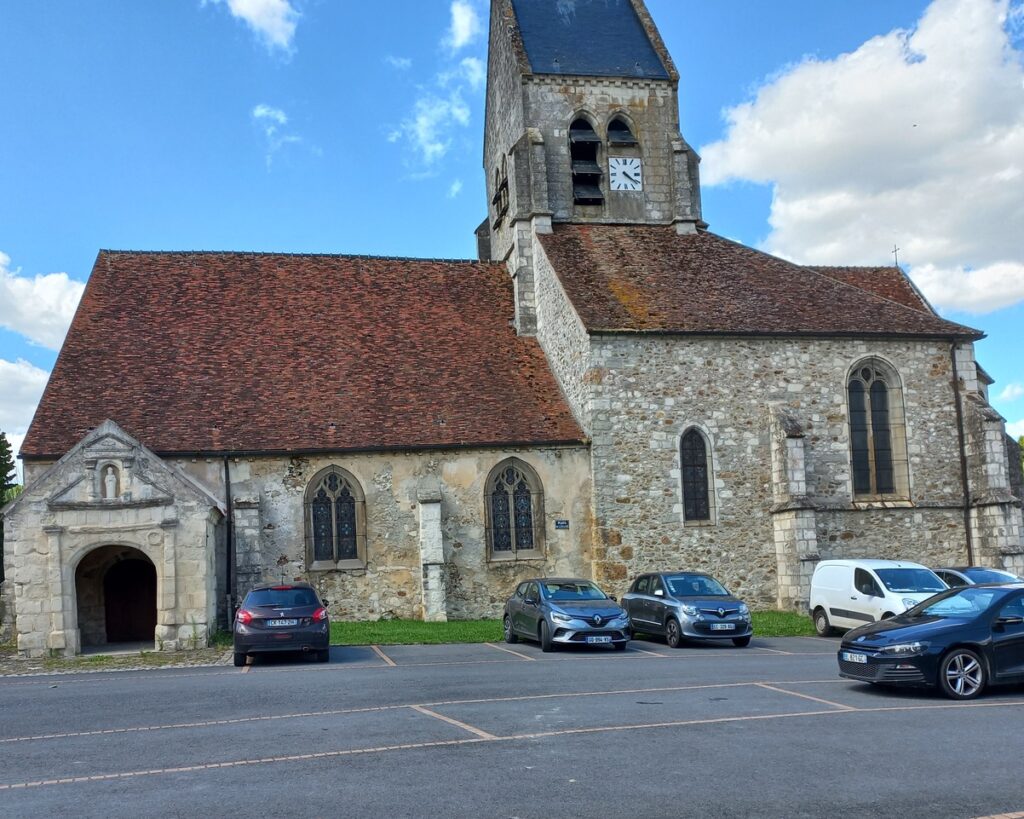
583,335 -> 973,608
180,445 -> 592,621
522,76 -> 686,225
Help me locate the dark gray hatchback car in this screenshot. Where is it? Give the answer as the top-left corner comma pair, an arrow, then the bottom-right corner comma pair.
503,578 -> 631,651
623,572 -> 752,648
233,583 -> 330,666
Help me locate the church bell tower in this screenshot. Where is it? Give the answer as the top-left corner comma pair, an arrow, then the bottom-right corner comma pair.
479,0 -> 705,268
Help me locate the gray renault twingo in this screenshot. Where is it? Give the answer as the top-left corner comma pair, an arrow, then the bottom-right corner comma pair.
503,578 -> 631,652
623,572 -> 752,648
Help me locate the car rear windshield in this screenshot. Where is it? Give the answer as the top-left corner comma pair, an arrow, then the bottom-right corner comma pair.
875,568 -> 945,593
246,587 -> 319,607
666,574 -> 729,597
916,587 -> 1009,618
542,582 -> 606,601
964,568 -> 1020,584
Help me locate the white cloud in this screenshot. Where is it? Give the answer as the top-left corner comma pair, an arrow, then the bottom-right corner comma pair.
700,0 -> 1024,315
0,251 -> 85,351
251,104 -> 302,167
1006,418 -> 1024,438
998,382 -> 1024,402
399,90 -> 471,164
443,56 -> 485,90
0,358 -> 50,483
448,179 -> 464,198
386,55 -> 413,70
444,1 -> 482,52
206,0 -> 299,52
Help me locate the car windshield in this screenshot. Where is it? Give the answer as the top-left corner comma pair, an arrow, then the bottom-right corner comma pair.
666,574 -> 729,597
542,582 -> 607,601
246,587 -> 319,607
875,568 -> 946,593
913,587 -> 1007,618
964,568 -> 1020,584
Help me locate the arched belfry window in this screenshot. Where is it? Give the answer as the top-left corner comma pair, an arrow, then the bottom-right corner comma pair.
485,458 -> 544,560
847,359 -> 910,499
304,466 -> 367,569
569,117 -> 604,205
607,116 -> 637,146
680,428 -> 715,524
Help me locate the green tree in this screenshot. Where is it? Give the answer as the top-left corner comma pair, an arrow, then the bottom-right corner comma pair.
1,430 -> 16,585
0,432 -> 16,496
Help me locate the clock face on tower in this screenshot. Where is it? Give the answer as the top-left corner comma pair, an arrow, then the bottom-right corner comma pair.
609,157 -> 643,191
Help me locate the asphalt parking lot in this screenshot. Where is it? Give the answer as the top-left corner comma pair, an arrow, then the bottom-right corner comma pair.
1,636 -> 1022,818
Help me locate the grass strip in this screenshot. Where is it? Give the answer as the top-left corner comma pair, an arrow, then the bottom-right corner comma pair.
329,611 -> 816,646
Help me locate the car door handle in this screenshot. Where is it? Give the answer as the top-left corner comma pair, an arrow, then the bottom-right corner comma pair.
850,596 -> 858,600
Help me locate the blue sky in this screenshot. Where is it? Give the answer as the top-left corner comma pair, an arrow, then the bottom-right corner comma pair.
1,0 -> 1022,475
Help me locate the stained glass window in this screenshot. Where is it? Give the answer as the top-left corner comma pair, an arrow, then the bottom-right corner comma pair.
681,430 -> 711,521
306,469 -> 364,566
488,461 -> 542,558
848,362 -> 903,497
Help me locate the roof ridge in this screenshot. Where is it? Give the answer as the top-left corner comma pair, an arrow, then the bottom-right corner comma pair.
808,263 -> 939,317
704,231 -> 980,337
98,249 -> 485,265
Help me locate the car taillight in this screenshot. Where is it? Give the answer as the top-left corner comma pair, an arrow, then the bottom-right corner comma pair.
236,609 -> 254,625
312,607 -> 328,622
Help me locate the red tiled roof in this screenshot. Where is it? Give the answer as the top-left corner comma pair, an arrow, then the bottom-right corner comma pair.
21,252 -> 585,459
538,224 -> 981,338
809,266 -> 933,313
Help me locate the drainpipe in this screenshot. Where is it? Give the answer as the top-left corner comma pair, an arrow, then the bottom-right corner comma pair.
224,457 -> 235,624
949,343 -> 975,565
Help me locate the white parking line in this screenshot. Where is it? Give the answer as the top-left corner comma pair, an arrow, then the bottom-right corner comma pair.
369,645 -> 397,666
755,683 -> 855,710
408,705 -> 497,740
483,642 -> 536,661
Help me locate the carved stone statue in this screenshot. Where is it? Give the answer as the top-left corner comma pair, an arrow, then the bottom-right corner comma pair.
104,466 -> 118,499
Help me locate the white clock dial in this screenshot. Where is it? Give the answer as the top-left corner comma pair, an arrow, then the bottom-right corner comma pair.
609,157 -> 643,191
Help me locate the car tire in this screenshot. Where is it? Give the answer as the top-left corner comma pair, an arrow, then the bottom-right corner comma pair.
233,652 -> 247,667
813,608 -> 835,637
316,649 -> 330,663
938,648 -> 986,700
503,615 -> 519,644
665,617 -> 683,649
732,636 -> 751,647
539,620 -> 554,653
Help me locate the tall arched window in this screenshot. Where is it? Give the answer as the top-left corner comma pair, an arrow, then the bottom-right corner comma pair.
485,458 -> 544,560
569,116 -> 604,205
847,359 -> 909,498
304,466 -> 367,569
680,429 -> 714,523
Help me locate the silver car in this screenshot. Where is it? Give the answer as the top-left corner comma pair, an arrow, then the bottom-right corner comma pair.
503,578 -> 631,652
623,572 -> 752,648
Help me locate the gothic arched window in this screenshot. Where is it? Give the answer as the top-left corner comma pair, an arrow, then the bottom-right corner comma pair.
680,428 -> 714,523
607,116 -> 637,146
304,466 -> 367,569
847,359 -> 909,498
569,116 -> 604,205
485,458 -> 544,560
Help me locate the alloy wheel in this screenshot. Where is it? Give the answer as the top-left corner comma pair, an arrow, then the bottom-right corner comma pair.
944,651 -> 984,698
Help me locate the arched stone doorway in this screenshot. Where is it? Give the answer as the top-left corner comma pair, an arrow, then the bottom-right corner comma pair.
75,546 -> 157,648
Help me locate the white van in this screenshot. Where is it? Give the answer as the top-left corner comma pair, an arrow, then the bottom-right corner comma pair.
809,559 -> 947,636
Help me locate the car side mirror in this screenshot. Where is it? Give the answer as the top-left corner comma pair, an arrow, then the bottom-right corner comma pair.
321,599 -> 330,606
654,589 -> 664,597
525,596 -> 538,606
609,595 -> 617,602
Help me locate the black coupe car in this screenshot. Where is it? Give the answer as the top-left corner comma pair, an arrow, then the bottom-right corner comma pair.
837,583 -> 1024,699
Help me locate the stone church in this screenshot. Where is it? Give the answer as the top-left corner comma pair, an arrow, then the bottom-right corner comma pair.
3,0 -> 1021,656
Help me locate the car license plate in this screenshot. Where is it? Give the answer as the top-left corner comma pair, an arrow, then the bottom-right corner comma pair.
268,619 -> 299,627
586,635 -> 612,644
710,623 -> 735,631
842,651 -> 868,664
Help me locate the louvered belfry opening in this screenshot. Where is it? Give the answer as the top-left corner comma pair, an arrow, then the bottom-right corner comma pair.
607,116 -> 637,146
569,118 -> 604,205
